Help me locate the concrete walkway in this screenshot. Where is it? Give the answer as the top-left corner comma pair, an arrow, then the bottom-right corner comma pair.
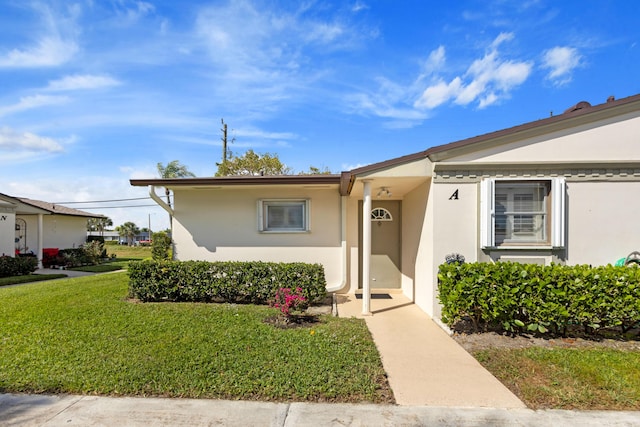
336,293 -> 526,408
2,393 -> 639,426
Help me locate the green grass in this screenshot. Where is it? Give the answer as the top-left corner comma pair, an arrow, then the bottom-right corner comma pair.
474,347 -> 640,410
106,245 -> 152,260
69,264 -> 123,273
0,273 -> 392,403
0,274 -> 67,287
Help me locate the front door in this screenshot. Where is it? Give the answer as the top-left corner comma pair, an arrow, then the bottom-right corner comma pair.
359,200 -> 401,289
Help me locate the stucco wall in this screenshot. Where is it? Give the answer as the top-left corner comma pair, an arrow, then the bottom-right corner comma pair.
0,211 -> 16,256
566,180 -> 640,266
172,187 -> 344,286
19,215 -> 88,252
400,181 -> 429,301
447,112 -> 640,163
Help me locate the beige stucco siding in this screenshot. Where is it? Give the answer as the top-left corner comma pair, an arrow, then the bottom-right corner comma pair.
400,181 -> 429,301
172,187 -> 344,286
0,211 -> 16,256
566,180 -> 640,266
19,215 -> 88,251
446,112 -> 640,163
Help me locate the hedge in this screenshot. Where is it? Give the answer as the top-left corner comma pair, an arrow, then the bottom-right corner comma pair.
438,262 -> 640,336
0,255 -> 38,278
128,260 -> 327,305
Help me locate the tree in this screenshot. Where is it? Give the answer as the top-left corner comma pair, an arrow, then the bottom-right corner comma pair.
157,160 -> 196,209
87,217 -> 113,236
299,166 -> 332,175
157,160 -> 195,245
215,149 -> 291,176
116,221 -> 140,246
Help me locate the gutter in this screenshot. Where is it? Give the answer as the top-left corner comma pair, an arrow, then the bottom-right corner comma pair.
326,195 -> 347,293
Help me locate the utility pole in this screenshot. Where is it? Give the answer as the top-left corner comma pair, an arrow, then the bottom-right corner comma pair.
221,119 -> 228,165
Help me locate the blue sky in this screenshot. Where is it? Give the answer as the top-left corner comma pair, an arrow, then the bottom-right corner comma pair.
1,0 -> 639,231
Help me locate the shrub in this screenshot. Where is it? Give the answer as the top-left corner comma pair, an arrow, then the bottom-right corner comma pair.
83,240 -> 105,264
438,262 -> 640,336
0,255 -> 38,278
128,260 -> 327,305
151,231 -> 171,260
270,287 -> 308,318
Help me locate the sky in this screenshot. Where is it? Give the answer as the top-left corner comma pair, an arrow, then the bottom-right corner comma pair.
1,0 -> 639,232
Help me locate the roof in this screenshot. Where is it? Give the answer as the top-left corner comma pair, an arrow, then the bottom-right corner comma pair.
130,174 -> 342,188
0,193 -> 104,218
131,92 -> 640,196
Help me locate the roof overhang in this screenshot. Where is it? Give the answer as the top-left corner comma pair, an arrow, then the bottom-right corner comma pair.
130,175 -> 342,191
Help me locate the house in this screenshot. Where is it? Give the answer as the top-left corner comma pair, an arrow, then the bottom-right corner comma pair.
130,93 -> 640,320
87,230 -> 152,245
0,193 -> 104,267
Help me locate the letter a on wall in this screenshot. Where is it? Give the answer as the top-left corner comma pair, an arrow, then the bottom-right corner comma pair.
449,189 -> 459,200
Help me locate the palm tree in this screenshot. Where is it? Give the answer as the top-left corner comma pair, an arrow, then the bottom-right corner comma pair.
116,221 -> 140,246
157,161 -> 195,259
157,160 -> 196,209
87,217 -> 113,237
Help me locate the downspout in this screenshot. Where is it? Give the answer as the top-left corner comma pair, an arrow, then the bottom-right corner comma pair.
326,195 -> 347,293
148,185 -> 176,259
148,186 -> 174,216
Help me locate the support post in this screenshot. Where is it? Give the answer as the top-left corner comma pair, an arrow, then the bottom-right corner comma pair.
362,180 -> 372,315
37,214 -> 43,269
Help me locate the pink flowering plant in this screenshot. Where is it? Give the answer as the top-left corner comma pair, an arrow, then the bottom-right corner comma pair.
270,287 -> 308,320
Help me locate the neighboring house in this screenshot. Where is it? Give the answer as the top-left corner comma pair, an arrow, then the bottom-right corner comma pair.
0,193 -> 103,266
131,93 -> 640,320
87,230 -> 153,245
87,231 -> 122,242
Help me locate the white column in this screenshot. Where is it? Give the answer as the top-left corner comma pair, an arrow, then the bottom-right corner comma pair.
37,213 -> 44,269
362,180 -> 372,315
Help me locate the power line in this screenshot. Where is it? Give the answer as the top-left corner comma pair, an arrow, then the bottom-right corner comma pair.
76,204 -> 160,209
53,196 -> 154,204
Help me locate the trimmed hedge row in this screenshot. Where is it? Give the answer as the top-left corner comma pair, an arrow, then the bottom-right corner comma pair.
128,260 -> 327,304
0,255 -> 38,278
438,262 -> 640,335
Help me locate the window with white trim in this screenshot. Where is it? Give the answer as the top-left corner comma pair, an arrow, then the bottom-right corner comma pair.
371,207 -> 393,221
480,178 -> 565,248
258,200 -> 309,232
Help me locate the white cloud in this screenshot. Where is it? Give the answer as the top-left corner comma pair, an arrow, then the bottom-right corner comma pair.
352,2 -> 369,13
414,77 -> 462,109
0,95 -> 70,117
0,36 -> 78,68
45,74 -> 122,91
542,46 -> 582,86
415,33 -> 532,110
193,1 -> 370,113
0,126 -> 64,153
0,3 -> 79,68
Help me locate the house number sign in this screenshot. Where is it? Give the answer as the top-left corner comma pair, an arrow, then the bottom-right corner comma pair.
449,189 -> 459,200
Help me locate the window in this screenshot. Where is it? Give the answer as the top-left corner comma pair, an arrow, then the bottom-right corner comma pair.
480,178 -> 565,248
258,200 -> 309,232
371,207 -> 393,221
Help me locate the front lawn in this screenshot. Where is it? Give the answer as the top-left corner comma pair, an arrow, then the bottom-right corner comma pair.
0,274 -> 66,287
0,273 -> 392,403
475,347 -> 640,410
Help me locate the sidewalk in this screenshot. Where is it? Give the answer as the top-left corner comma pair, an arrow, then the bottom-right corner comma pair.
336,293 -> 525,407
2,393 -> 638,426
